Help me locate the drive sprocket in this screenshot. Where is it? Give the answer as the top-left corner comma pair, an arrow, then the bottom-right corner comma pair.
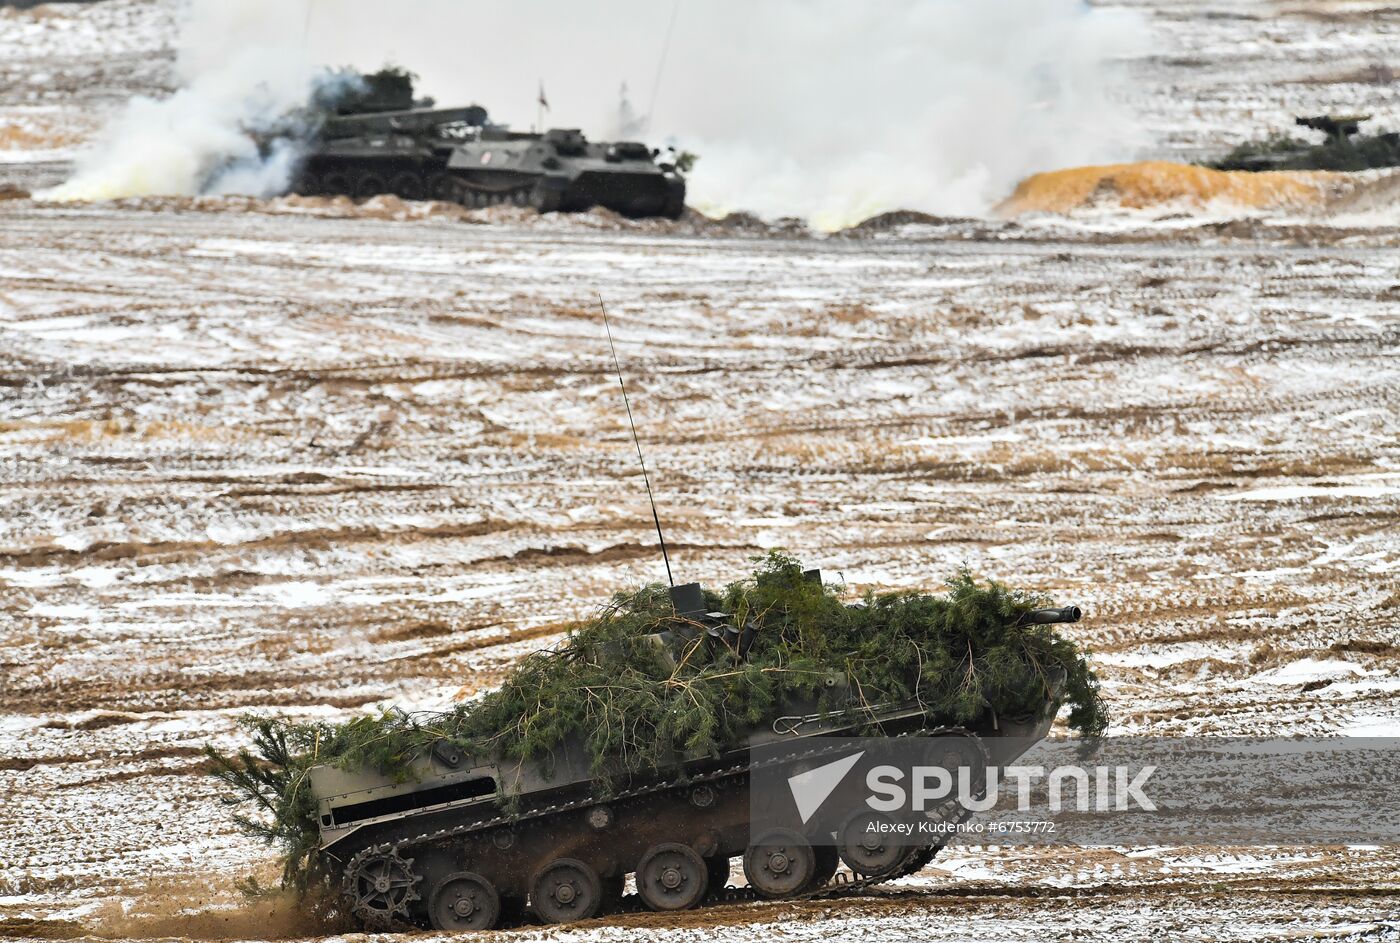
342,845 -> 423,929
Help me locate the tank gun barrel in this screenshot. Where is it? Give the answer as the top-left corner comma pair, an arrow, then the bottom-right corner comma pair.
1016,606 -> 1082,626
1295,114 -> 1369,141
323,105 -> 488,139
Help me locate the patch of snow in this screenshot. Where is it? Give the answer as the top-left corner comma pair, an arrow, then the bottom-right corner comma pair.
1095,642 -> 1232,669
1337,715 -> 1400,738
1252,658 -> 1366,686
250,582 -> 332,608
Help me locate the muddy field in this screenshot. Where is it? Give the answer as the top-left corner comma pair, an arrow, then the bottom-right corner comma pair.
3,0 -> 1400,938
1,199 -> 1397,941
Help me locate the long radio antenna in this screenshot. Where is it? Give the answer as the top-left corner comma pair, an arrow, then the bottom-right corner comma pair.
643,0 -> 680,134
598,294 -> 674,587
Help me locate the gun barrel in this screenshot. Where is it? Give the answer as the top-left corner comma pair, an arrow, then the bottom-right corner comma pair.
1017,606 -> 1082,626
323,105 -> 488,138
1295,114 -> 1367,141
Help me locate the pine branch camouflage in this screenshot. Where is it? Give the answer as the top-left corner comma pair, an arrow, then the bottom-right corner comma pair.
206,552 -> 1107,895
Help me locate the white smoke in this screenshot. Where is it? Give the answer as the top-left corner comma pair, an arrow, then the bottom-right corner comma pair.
41,1 -> 317,201
43,0 -> 1150,225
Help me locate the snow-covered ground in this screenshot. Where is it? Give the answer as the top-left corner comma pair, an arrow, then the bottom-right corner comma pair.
1,201 -> 1396,941
0,0 -> 173,191
1,2 -> 1398,942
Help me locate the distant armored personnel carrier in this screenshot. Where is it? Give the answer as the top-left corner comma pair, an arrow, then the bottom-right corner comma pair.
1210,114 -> 1400,172
286,70 -> 686,219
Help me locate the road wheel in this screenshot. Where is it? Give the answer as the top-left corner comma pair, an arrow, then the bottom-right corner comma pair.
427,871 -> 500,931
389,171 -> 424,201
837,811 -> 905,877
530,858 -> 603,924
511,188 -> 530,207
743,828 -> 816,899
427,173 -> 454,201
636,843 -> 708,912
353,173 -> 387,199
322,172 -> 351,196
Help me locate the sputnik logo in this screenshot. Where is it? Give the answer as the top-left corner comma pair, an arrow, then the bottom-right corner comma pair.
786,752 -> 865,824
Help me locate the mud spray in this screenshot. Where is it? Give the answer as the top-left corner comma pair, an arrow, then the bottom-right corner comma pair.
42,0 -> 1149,226
80,876 -> 344,941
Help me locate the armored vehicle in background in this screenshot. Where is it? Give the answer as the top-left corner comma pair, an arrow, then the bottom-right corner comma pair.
310,575 -> 1079,931
438,128 -> 686,217
1210,114 -> 1400,172
286,69 -> 686,218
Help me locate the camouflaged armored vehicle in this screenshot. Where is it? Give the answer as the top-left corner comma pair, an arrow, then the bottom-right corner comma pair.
310,575 -> 1079,931
1211,114 -> 1400,172
287,69 -> 686,218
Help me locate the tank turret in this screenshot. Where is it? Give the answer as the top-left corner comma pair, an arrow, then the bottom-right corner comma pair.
1295,113 -> 1369,142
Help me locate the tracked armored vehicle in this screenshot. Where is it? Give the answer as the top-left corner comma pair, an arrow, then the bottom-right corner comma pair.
286,69 -> 686,218
310,576 -> 1080,931
1210,114 -> 1400,172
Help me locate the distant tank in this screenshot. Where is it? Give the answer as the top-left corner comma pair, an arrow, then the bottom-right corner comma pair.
284,69 -> 686,219
1210,114 -> 1400,172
